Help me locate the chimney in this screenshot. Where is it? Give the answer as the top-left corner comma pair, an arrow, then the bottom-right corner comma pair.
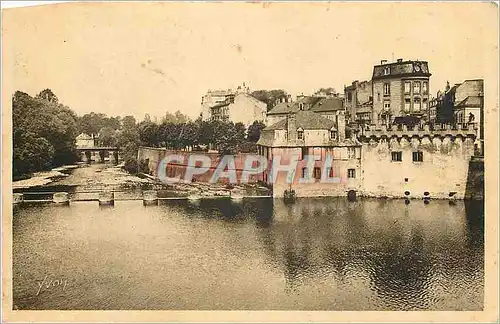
381,59 -> 388,65
337,111 -> 346,142
287,114 -> 297,141
397,58 -> 403,63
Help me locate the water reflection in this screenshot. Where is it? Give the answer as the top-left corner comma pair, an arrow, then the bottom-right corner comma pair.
13,197 -> 483,310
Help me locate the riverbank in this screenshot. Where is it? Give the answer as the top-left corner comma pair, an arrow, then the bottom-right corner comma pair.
13,163 -> 271,199
12,165 -> 80,190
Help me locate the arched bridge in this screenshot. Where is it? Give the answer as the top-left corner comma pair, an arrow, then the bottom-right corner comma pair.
76,147 -> 121,163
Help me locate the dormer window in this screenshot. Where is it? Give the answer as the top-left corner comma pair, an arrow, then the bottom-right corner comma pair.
330,127 -> 337,140
297,127 -> 304,140
383,66 -> 390,75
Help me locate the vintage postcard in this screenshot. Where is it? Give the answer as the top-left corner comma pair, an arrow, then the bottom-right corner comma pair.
1,1 -> 498,322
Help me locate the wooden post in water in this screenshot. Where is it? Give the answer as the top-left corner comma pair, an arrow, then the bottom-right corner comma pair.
143,190 -> 158,206
53,192 -> 70,206
99,192 -> 115,206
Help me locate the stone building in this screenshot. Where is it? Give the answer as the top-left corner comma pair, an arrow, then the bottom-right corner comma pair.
76,133 -> 96,148
431,79 -> 484,154
371,59 -> 431,127
344,80 -> 373,125
265,96 -> 322,126
309,97 -> 345,121
257,110 -> 362,198
200,83 -> 267,127
358,123 -> 478,199
265,95 -> 344,126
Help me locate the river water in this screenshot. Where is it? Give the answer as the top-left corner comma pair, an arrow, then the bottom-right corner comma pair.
13,195 -> 483,310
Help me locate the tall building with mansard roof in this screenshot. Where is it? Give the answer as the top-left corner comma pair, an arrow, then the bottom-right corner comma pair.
371,58 -> 431,126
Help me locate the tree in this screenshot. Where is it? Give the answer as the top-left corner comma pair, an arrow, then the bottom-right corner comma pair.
36,89 -> 59,104
13,132 -> 55,176
98,126 -> 117,147
158,122 -> 180,149
251,89 -> 288,111
315,87 -> 337,96
161,110 -> 190,124
138,121 -> 159,147
174,110 -> 189,124
247,121 -> 266,142
197,120 -> 215,146
12,90 -> 78,176
121,115 -> 137,130
179,121 -> 199,149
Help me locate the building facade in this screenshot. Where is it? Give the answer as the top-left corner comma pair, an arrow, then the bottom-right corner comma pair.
431,79 -> 484,154
358,123 -> 478,199
371,59 -> 431,127
344,80 -> 373,125
200,84 -> 267,127
257,110 -> 362,198
76,133 -> 96,148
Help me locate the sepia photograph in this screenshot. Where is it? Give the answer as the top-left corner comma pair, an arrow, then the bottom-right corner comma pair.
1,1 -> 498,322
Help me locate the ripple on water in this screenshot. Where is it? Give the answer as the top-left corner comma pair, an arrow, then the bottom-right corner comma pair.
12,198 -> 483,310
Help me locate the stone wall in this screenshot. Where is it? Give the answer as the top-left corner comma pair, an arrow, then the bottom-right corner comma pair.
465,157 -> 484,200
359,133 -> 476,199
137,147 -> 264,184
266,147 -> 362,198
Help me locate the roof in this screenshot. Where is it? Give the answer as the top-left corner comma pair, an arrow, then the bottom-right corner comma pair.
241,92 -> 267,106
76,133 -> 93,140
266,96 -> 322,115
310,98 -> 344,113
356,106 -> 372,114
456,96 -> 482,108
372,60 -> 431,79
207,89 -> 233,96
267,102 -> 298,115
263,110 -> 336,131
211,102 -> 230,109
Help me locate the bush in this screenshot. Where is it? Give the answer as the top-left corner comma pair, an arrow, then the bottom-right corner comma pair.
123,157 -> 138,174
138,159 -> 150,174
238,141 -> 257,153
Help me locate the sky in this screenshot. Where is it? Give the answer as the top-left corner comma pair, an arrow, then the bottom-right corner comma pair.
2,1 -> 498,120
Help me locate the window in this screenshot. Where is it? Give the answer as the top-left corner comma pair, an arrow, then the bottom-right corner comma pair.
313,167 -> 321,180
347,92 -> 352,101
297,129 -> 304,140
412,151 -> 423,162
413,97 -> 421,111
348,147 -> 356,159
384,83 -> 390,95
347,168 -> 356,178
423,99 -> 428,110
330,130 -> 337,140
423,81 -> 428,94
299,103 -> 304,110
328,167 -> 334,178
384,100 -> 391,110
301,147 -> 308,159
405,99 -> 411,112
302,167 -> 307,178
383,66 -> 390,75
404,81 -> 411,94
391,151 -> 402,162
413,81 -> 421,94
